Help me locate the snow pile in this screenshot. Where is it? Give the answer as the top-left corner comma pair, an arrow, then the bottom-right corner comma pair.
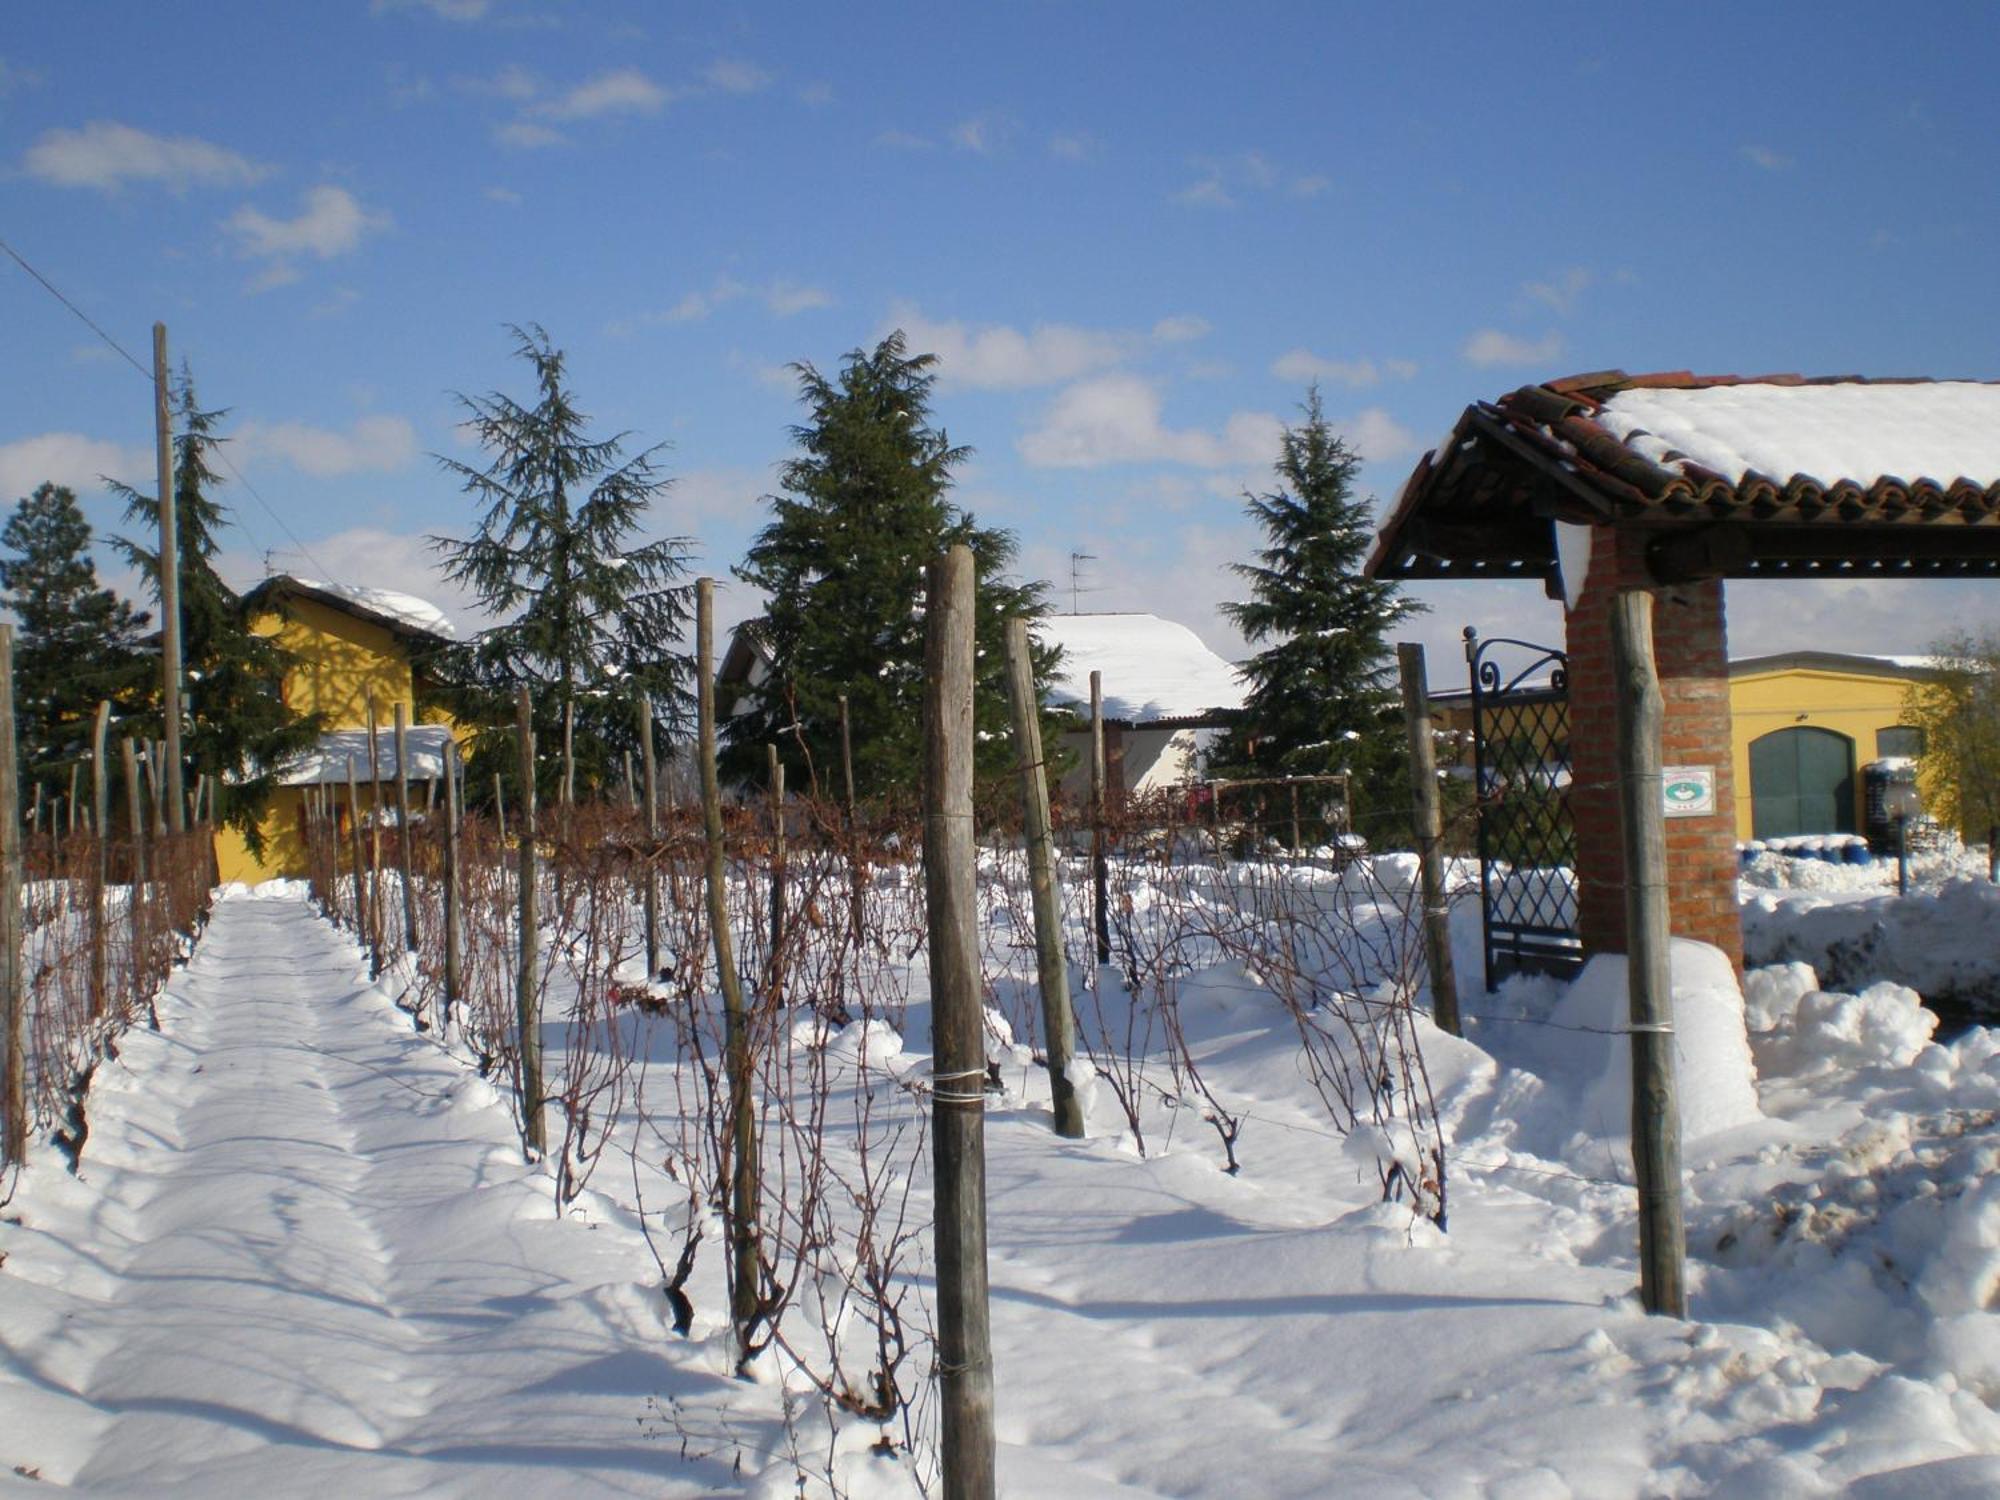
1596,381 -> 2000,488
1757,980 -> 1940,1074
294,577 -> 459,639
1743,876 -> 2000,1014
1033,611 -> 1244,722
278,724 -> 456,784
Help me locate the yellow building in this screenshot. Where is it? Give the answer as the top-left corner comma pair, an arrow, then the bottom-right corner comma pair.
215,576 -> 459,885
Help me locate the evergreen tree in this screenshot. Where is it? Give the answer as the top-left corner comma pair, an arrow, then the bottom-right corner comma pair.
0,482 -> 150,798
430,325 -> 695,802
730,331 -> 1057,799
1214,387 -> 1422,837
111,366 -> 322,848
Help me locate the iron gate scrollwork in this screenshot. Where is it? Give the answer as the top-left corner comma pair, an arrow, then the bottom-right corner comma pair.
1464,626 -> 1582,992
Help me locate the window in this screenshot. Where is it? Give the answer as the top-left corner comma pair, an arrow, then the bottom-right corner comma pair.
1876,725 -> 1925,759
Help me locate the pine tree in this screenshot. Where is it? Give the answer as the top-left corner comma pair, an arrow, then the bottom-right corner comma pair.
110,366 -> 322,848
430,325 -> 695,802
1214,387 -> 1423,837
729,331 -> 1057,799
0,482 -> 150,798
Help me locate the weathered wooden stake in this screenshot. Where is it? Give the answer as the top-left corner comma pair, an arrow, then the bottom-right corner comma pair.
767,743 -> 787,999
393,703 -> 419,952
366,696 -> 385,969
561,698 -> 575,808
698,578 -> 760,1367
1397,644 -> 1460,1035
89,703 -> 112,1020
839,692 -> 864,950
123,739 -> 148,1007
1003,618 -> 1084,1138
515,685 -> 546,1156
146,740 -> 166,837
638,694 -> 661,979
0,628 -> 25,1167
1089,670 -> 1111,966
925,547 -> 996,1498
1611,591 -> 1688,1319
493,773 -> 507,847
443,742 -> 463,1023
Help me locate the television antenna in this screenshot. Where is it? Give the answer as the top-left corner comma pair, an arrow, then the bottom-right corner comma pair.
1068,551 -> 1099,614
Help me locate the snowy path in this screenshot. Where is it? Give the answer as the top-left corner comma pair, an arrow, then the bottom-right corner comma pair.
0,891 -> 730,1496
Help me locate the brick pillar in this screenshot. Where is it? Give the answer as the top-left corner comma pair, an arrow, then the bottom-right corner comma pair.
1565,526 -> 1743,970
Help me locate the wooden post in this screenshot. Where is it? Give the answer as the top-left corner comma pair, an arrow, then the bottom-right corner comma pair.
515,685 -> 546,1156
123,738 -> 148,1007
924,546 -> 996,1498
622,751 -> 635,807
67,761 -> 79,836
767,743 -> 786,999
1089,670 -> 1111,966
443,741 -> 463,1023
561,698 -> 575,808
153,324 -> 186,833
366,695 -> 385,967
698,578 -> 759,1367
346,755 -> 366,939
0,628 -> 25,1167
393,703 -> 419,952
89,702 -> 112,1022
1397,644 -> 1460,1036
146,740 -> 166,837
1289,780 -> 1302,854
1003,619 -> 1084,1139
493,773 -> 507,846
638,694 -> 660,980
1610,591 -> 1688,1319
839,691 -> 864,950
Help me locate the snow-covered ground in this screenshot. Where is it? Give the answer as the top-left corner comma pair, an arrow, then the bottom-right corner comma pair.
3,860 -> 1998,1497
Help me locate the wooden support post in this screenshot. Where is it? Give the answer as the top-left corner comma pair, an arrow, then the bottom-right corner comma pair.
638,694 -> 660,980
1089,670 -> 1111,967
1289,780 -> 1302,854
924,546 -> 996,1498
366,696 -> 385,968
561,698 -> 575,808
698,578 -> 759,1368
767,743 -> 786,1000
493,773 -> 507,846
1611,591 -> 1688,1319
394,703 -> 419,952
89,702 -> 112,1022
153,324 -> 186,834
1397,644 -> 1460,1036
67,762 -> 79,836
839,692 -> 864,951
443,741 -> 463,1023
146,740 -> 166,837
622,751 -> 635,807
0,628 -> 25,1167
346,755 -> 366,939
1004,618 -> 1084,1139
515,685 -> 546,1156
123,739 -> 148,1007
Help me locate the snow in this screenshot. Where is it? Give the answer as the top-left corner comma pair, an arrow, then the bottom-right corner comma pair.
279,724 -> 456,784
290,577 -> 459,640
4,856 -> 1998,1496
1595,382 -> 2000,489
1554,517 -> 1595,610
1034,612 -> 1244,723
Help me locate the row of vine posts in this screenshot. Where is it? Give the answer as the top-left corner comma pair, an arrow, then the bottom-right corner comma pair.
0,625 -> 220,1178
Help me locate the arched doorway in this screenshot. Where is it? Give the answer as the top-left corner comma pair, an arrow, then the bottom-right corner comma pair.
1750,726 -> 1856,839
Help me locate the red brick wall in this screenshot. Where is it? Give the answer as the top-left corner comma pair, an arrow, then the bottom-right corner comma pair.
1565,526 -> 1743,970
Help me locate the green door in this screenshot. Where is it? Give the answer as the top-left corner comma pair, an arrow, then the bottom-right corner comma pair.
1750,727 -> 1855,839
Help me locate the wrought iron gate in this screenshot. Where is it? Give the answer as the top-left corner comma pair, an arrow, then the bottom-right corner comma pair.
1464,627 -> 1583,992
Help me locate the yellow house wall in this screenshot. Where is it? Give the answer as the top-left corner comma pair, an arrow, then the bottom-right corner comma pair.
217,595 -> 458,884
1728,667 -> 1931,841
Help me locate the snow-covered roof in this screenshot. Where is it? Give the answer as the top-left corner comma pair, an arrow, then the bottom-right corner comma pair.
1034,612 -> 1244,725
1595,382 -> 2000,491
278,725 -> 456,785
1727,650 -> 1943,679
246,575 -> 458,641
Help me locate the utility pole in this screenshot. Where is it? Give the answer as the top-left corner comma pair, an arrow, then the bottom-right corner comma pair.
153,324 -> 186,832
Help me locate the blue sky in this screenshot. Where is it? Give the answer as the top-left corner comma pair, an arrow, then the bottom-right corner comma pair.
5,1 -> 1998,679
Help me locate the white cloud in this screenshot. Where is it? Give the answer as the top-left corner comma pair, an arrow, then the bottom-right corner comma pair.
799,82 -> 834,107
0,432 -> 152,504
705,59 -> 772,94
24,120 -> 269,193
1290,174 -> 1331,197
495,120 -> 565,149
540,68 -> 668,120
226,185 -> 391,261
455,64 -> 538,100
1741,144 -> 1792,172
1270,349 -> 1392,388
875,129 -> 934,150
1462,328 -> 1564,368
1172,151 -> 1323,209
1172,175 -> 1235,209
1152,315 -> 1211,344
236,415 -> 418,478
218,527 -> 489,634
371,0 -> 490,20
1049,132 -> 1094,161
1337,408 -> 1420,463
621,275 -> 827,331
951,116 -> 1011,154
765,280 -> 831,316
1523,267 -> 1593,316
1017,374 -> 1283,470
887,307 -> 1136,390
484,185 -> 523,205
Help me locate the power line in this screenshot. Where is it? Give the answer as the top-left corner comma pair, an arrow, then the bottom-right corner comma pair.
2,234 -> 340,587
